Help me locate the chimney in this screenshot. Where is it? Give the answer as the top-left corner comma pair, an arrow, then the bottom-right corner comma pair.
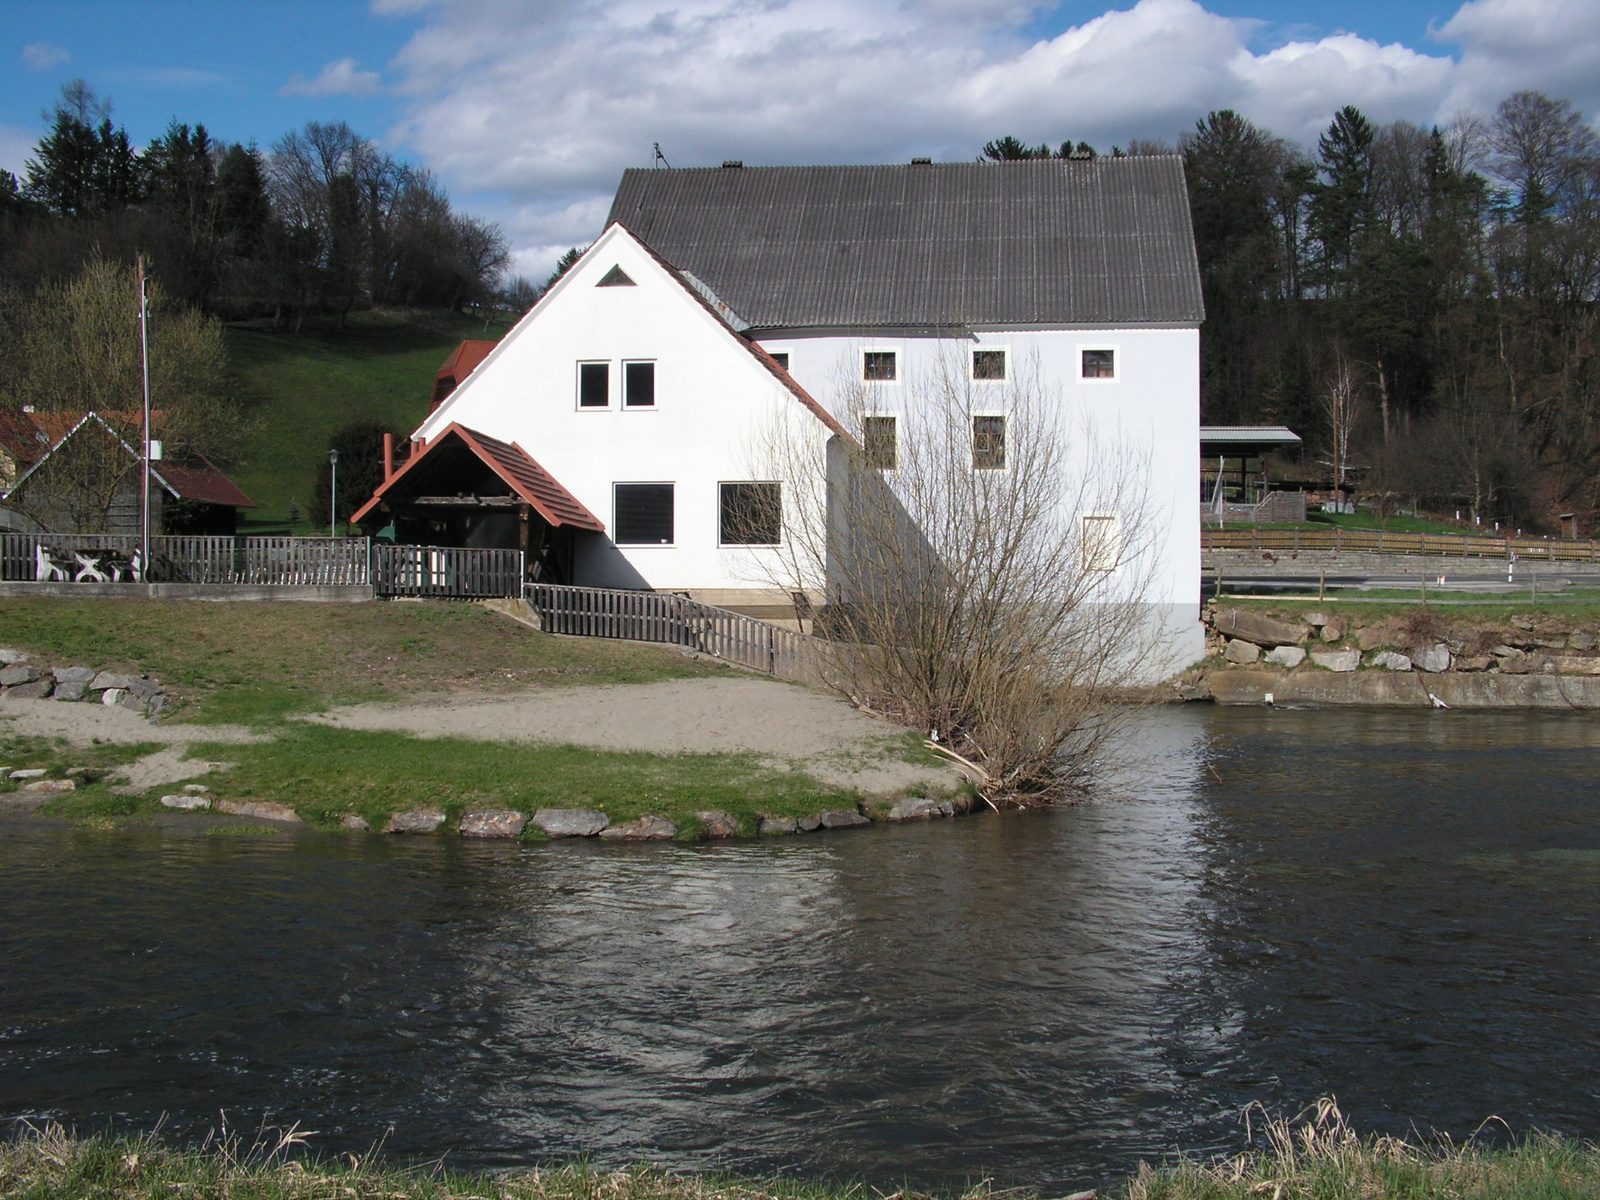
382,432 -> 394,481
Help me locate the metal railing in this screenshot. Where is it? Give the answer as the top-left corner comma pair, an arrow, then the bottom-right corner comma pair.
375,544 -> 524,598
526,582 -> 816,680
1202,527 -> 1600,562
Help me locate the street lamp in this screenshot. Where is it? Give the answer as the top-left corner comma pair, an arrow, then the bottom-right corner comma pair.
328,448 -> 339,538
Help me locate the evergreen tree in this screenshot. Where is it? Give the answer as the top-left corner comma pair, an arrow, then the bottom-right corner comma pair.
1308,105 -> 1375,291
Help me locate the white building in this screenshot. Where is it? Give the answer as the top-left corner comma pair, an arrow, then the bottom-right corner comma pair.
356,158 -> 1205,672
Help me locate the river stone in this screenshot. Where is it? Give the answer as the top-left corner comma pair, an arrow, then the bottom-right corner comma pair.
6,679 -> 52,700
51,666 -> 96,685
1373,650 -> 1412,671
127,679 -> 162,701
10,768 -> 48,780
1321,618 -> 1346,642
117,691 -> 147,712
1305,611 -> 1330,627
90,671 -> 136,691
1310,648 -> 1360,672
1571,630 -> 1598,652
1264,645 -> 1306,668
1224,638 -> 1261,665
533,808 -> 609,838
1552,656 -> 1600,676
885,797 -> 945,821
53,681 -> 87,702
0,649 -> 26,664
1412,643 -> 1452,673
1212,607 -> 1311,647
160,794 -> 211,811
599,814 -> 677,841
101,688 -> 126,706
759,817 -> 798,835
20,778 -> 74,794
182,784 -> 211,795
695,810 -> 740,838
819,809 -> 870,830
340,813 -> 371,831
0,665 -> 39,686
796,815 -> 823,832
460,809 -> 527,838
216,798 -> 303,823
390,808 -> 446,834
1357,621 -> 1407,651
1455,655 -> 1493,672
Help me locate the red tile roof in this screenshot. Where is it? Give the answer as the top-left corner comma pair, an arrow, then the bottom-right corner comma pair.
156,453 -> 256,509
433,340 -> 498,406
352,422 -> 603,531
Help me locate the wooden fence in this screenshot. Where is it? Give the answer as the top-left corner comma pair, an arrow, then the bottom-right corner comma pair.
0,532 -> 371,585
374,544 -> 524,598
525,582 -> 816,680
1203,527 -> 1600,562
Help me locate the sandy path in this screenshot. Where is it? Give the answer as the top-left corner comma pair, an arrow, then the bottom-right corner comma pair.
309,676 -> 958,796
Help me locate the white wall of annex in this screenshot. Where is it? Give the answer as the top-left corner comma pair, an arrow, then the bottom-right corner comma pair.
414,228 -> 829,593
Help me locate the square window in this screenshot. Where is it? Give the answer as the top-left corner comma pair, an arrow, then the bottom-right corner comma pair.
768,352 -> 790,371
719,482 -> 782,546
1081,514 -> 1122,572
614,483 -> 674,545
862,416 -> 897,470
972,415 -> 1006,470
863,351 -> 897,382
578,362 -> 609,408
624,360 -> 656,408
1082,349 -> 1116,379
972,349 -> 1007,380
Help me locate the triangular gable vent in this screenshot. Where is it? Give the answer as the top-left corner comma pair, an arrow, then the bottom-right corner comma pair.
596,264 -> 636,287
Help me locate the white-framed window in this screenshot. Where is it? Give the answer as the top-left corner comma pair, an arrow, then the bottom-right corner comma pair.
718,481 -> 782,546
972,414 -> 1006,470
623,360 -> 656,408
577,361 -> 610,409
863,349 -> 898,382
1081,513 -> 1122,573
861,415 -> 898,470
971,347 -> 1007,382
614,482 -> 674,545
1079,346 -> 1118,381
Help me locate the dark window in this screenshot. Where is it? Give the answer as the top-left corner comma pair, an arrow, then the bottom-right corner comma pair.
973,415 -> 1006,470
719,482 -> 782,545
1082,349 -> 1115,379
614,483 -> 674,544
768,352 -> 790,371
624,361 -> 655,408
597,264 -> 635,286
578,362 -> 609,408
862,416 -> 897,470
972,349 -> 1007,380
863,351 -> 897,381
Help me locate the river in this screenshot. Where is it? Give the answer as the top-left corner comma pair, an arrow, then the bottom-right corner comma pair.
3,706 -> 1599,1191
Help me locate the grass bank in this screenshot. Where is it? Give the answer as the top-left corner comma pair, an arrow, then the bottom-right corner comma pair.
5,1105 -> 1599,1200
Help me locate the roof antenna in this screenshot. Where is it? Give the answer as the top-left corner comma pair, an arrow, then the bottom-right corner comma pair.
653,141 -> 671,168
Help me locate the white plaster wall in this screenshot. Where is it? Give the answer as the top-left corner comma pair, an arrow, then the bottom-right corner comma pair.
415,226 -> 831,593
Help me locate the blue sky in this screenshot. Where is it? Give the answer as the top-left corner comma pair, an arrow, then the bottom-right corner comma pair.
3,0 -> 1595,278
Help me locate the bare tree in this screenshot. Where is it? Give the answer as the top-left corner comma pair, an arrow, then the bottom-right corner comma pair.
1317,349 -> 1363,493
743,347 -> 1165,806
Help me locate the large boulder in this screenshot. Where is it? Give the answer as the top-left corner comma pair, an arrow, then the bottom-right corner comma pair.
340,813 -> 372,831
0,649 -> 27,664
1552,656 -> 1600,676
5,679 -> 52,700
1213,608 -> 1311,647
1264,645 -> 1307,668
1310,648 -> 1360,672
51,666 -> 96,686
1372,650 -> 1412,671
90,672 -> 136,691
53,682 -> 87,702
9,768 -> 47,780
1411,643 -> 1452,673
160,794 -> 211,811
599,814 -> 677,841
1357,620 -> 1407,651
459,810 -> 526,838
0,665 -> 40,687
1321,618 -> 1347,643
1224,639 -> 1262,665
1570,630 -> 1598,652
796,815 -> 823,832
216,798 -> 303,823
885,797 -> 945,821
389,809 -> 446,834
19,778 -> 75,794
819,809 -> 870,829
759,817 -> 798,835
694,810 -> 740,838
533,808 -> 609,838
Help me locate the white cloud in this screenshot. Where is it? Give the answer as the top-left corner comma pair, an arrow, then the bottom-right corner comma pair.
280,57 -> 384,98
0,124 -> 35,177
22,42 -> 69,71
382,0 -> 1600,270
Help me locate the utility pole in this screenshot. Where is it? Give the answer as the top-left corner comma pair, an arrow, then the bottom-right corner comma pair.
329,448 -> 339,537
138,255 -> 152,574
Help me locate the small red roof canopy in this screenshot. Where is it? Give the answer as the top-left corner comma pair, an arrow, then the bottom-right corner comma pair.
432,340 -> 498,408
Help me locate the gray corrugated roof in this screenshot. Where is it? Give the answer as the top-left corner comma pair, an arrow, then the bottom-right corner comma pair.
606,159 -> 1204,329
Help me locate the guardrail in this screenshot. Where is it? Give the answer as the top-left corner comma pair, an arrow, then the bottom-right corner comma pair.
375,544 -> 524,598
526,582 -> 816,680
1202,527 -> 1600,562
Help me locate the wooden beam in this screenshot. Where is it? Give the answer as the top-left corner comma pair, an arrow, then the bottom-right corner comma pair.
410,495 -> 521,508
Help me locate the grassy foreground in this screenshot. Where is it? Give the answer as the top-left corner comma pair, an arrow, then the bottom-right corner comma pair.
0,599 -> 905,836
5,1104 -> 1600,1200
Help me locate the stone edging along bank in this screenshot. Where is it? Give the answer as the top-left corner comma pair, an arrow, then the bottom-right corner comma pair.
1183,603 -> 1600,708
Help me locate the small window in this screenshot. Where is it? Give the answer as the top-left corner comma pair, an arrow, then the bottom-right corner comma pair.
972,349 -> 1007,381
862,416 -> 897,470
597,264 -> 636,287
768,352 -> 790,371
615,483 -> 674,545
1082,349 -> 1116,379
1081,514 -> 1122,572
863,351 -> 897,382
578,362 -> 609,408
624,361 -> 655,408
972,415 -> 1006,470
719,482 -> 782,546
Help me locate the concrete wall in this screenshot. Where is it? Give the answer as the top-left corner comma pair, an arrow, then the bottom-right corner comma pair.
1206,549 -> 1589,578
